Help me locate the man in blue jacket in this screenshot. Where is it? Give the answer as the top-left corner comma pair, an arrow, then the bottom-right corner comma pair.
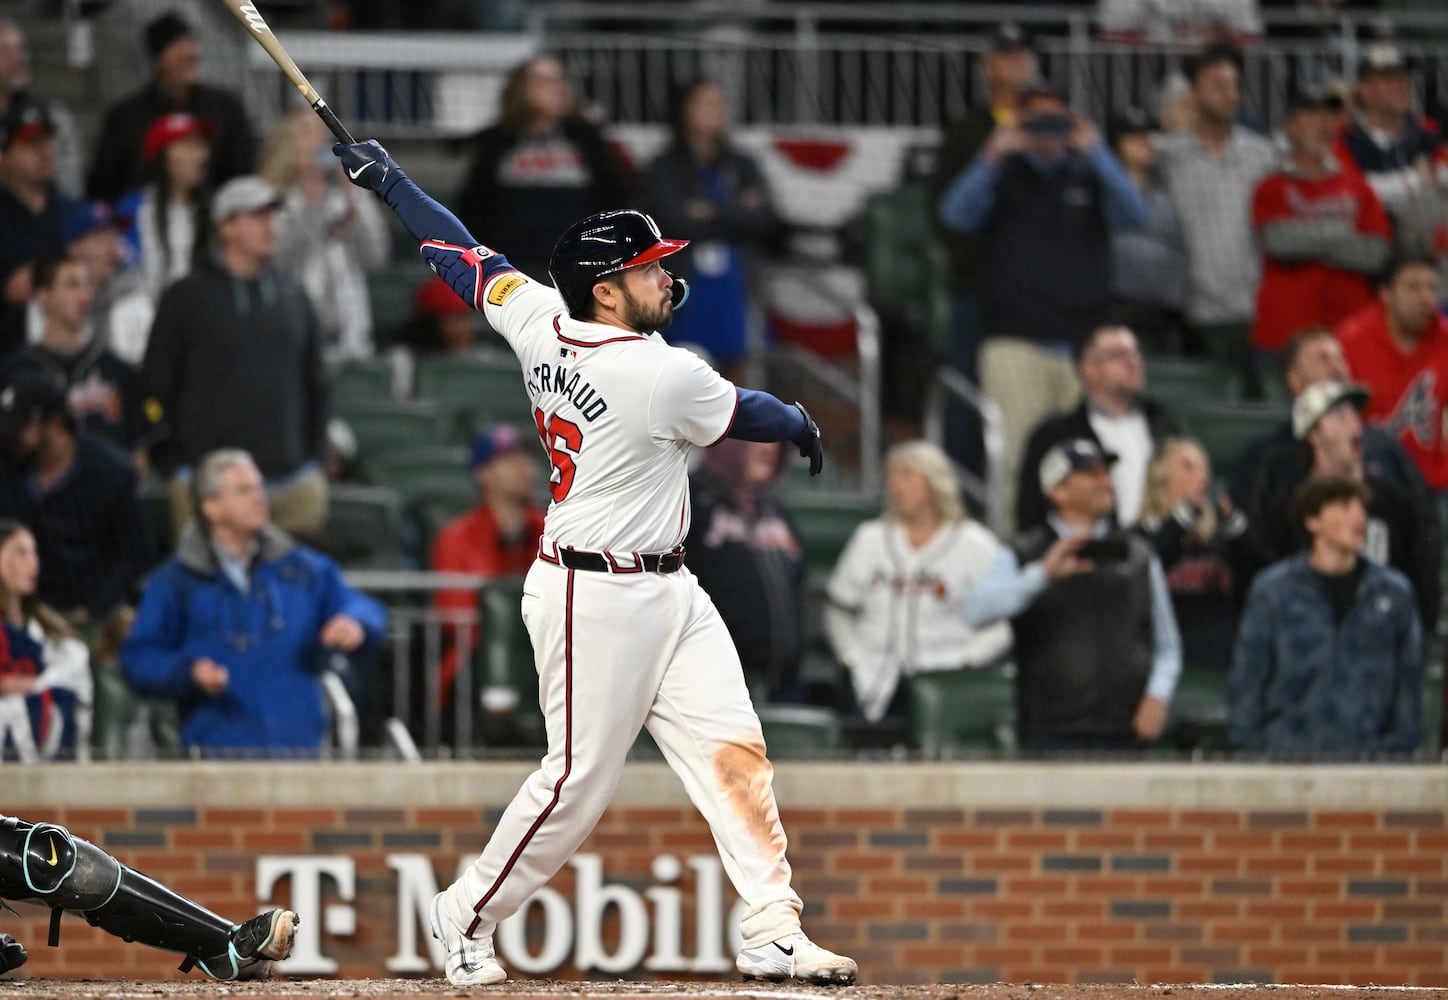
122,448 -> 385,756
1229,474 -> 1421,757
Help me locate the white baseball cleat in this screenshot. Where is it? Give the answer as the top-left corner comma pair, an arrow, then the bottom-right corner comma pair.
429,892 -> 507,986
736,932 -> 858,985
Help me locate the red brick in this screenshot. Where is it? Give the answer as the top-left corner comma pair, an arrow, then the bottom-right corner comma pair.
1108,810 -> 1173,826
968,853 -> 1033,873
1382,946 -> 1448,966
1178,854 -> 1239,874
203,808 -> 265,824
273,808 -> 337,826
833,852 -> 896,873
1211,832 -> 1275,850
1074,831 -> 1138,850
416,808 -> 483,826
1382,855 -> 1446,875
1142,831 -> 1205,850
1041,946 -> 1101,963
1245,945 -> 1311,965
973,900 -> 1034,919
833,899 -> 896,919
241,829 -> 308,851
837,809 -> 898,826
1349,832 -> 1412,850
1313,900 -> 1378,920
64,808 -> 131,825
1281,923 -> 1342,943
975,945 -> 1035,965
1314,855 -> 1377,874
1210,923 -> 1276,944
1317,811 -> 1380,828
1278,878 -> 1341,897
1418,832 -> 1448,851
1178,900 -> 1239,919
1006,830 -> 1069,850
1245,900 -> 1308,921
907,899 -> 966,919
900,945 -> 971,965
1106,946 -> 1172,964
1244,854 -> 1308,874
1003,876 -> 1071,895
1075,923 -> 1138,942
866,877 -> 930,895
1314,946 -> 1377,965
1072,877 -> 1140,896
1141,877 -> 1205,896
1006,923 -> 1068,943
173,828 -> 237,849
936,830 -> 999,850
1281,832 -> 1344,850
1041,899 -> 1105,918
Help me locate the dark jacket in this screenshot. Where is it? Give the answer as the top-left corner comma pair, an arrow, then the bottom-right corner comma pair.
1229,554 -> 1421,756
1010,524 -> 1157,742
0,184 -> 74,358
4,341 -> 156,453
1016,396 -> 1181,533
454,116 -> 635,281
86,81 -> 255,202
141,258 -> 327,478
0,431 -> 151,618
685,468 -> 807,702
927,105 -> 997,296
121,523 -> 386,753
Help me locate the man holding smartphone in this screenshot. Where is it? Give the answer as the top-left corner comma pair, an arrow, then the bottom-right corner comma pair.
962,439 -> 1182,751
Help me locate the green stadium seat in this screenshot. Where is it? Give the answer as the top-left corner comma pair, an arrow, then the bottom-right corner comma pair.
758,705 -> 842,757
911,661 -> 1016,758
335,399 -> 453,459
863,185 -> 951,357
411,489 -> 479,562
1168,666 -> 1231,755
323,483 -> 406,569
92,667 -> 180,760
333,357 -> 399,406
478,577 -> 545,746
369,270 -> 421,346
1178,400 -> 1290,484
1145,357 -> 1240,405
787,493 -> 877,574
414,354 -> 529,434
365,446 -> 472,504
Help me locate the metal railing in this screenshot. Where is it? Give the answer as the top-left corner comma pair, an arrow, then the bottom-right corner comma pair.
922,365 -> 1006,538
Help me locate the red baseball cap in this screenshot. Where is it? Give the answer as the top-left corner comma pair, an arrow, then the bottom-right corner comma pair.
414,277 -> 470,318
141,113 -> 214,161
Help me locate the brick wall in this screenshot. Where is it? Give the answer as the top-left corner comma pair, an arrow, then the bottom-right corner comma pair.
4,764 -> 1446,985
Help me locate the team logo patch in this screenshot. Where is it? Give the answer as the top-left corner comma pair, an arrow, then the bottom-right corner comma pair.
487,274 -> 527,306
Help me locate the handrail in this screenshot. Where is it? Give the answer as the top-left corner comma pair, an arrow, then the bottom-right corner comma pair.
922,366 -> 1005,538
320,667 -> 360,761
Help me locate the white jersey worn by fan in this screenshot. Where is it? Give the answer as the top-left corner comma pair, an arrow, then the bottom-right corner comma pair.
431,268 -> 810,954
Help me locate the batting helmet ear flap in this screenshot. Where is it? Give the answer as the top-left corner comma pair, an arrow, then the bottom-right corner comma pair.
667,271 -> 690,313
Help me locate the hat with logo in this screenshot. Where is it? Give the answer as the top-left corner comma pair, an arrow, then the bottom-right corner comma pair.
62,200 -> 126,245
1358,42 -> 1409,77
0,95 -> 54,152
142,112 -> 214,161
1107,106 -> 1154,146
989,22 -> 1032,54
1292,379 -> 1371,439
1039,438 -> 1118,493
211,176 -> 282,225
469,424 -> 525,471
0,373 -> 68,438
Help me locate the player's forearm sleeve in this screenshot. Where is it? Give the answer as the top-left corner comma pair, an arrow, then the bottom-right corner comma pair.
728,388 -> 807,442
379,170 -> 478,249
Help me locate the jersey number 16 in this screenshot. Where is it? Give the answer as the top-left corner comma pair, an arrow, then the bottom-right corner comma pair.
533,407 -> 583,503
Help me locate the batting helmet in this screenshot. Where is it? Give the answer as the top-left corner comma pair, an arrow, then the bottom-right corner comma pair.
548,209 -> 689,317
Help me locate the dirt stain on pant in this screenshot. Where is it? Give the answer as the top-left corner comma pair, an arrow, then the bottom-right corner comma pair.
712,739 -> 789,881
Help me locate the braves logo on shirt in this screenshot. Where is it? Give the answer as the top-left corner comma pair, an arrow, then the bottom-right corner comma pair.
1383,371 -> 1440,448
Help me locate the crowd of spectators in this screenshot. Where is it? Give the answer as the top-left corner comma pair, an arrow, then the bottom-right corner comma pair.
0,5 -> 1445,762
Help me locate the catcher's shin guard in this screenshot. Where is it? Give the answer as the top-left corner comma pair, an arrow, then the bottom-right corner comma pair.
0,933 -> 27,973
0,814 -> 293,980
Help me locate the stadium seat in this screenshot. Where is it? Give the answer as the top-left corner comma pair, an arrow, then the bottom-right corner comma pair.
323,483 -> 407,569
478,577 -> 545,746
1145,357 -> 1240,405
863,185 -> 950,357
911,660 -> 1016,757
414,354 -> 529,435
758,705 -> 842,757
335,399 -> 453,459
1178,400 -> 1290,484
368,270 -> 421,345
333,357 -> 399,406
365,446 -> 471,505
1167,666 -> 1231,755
786,493 -> 877,574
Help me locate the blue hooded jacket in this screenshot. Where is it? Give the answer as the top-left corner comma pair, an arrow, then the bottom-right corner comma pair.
1229,554 -> 1421,756
121,523 -> 385,754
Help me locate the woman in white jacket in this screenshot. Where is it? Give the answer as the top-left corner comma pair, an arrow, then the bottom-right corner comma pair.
825,441 -> 1011,737
261,109 -> 391,364
0,521 -> 91,762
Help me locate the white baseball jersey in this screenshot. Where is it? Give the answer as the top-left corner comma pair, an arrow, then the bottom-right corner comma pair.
825,518 -> 1013,722
480,271 -> 737,554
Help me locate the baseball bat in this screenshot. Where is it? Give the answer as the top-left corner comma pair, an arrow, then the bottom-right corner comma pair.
216,0 -> 355,145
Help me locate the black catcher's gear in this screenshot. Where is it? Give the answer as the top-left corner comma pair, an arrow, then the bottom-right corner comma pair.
0,814 -> 297,979
548,209 -> 689,317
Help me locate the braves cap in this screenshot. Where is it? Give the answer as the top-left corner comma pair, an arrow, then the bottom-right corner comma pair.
1039,438 -> 1117,493
0,95 -> 54,152
211,176 -> 282,225
0,373 -> 67,437
470,424 -> 525,470
1292,379 -> 1370,439
63,200 -> 125,245
142,112 -> 214,161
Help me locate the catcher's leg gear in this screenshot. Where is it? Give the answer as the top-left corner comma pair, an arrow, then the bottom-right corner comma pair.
0,814 -> 297,979
0,932 -> 26,973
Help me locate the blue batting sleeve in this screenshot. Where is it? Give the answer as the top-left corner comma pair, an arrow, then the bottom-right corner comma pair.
728,388 -> 808,442
380,171 -> 519,309
1144,556 -> 1183,703
379,171 -> 475,248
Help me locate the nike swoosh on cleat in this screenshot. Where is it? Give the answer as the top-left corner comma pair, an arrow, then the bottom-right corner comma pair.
774,943 -> 794,956
348,162 -> 373,180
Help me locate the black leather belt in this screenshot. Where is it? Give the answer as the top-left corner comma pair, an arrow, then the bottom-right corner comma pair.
556,547 -> 685,574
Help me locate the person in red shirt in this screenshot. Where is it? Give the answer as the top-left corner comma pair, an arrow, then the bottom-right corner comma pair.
430,424 -> 547,712
1253,85 -> 1391,355
1335,255 -> 1448,491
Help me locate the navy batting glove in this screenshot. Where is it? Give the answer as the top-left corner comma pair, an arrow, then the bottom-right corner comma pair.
791,401 -> 824,476
332,140 -> 400,194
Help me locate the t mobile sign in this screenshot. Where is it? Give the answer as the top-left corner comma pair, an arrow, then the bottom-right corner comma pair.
255,853 -> 749,976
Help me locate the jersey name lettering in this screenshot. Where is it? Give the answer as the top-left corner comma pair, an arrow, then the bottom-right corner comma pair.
526,363 -> 609,422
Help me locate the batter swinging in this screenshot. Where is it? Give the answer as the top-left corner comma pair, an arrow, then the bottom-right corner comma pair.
334,139 -> 856,987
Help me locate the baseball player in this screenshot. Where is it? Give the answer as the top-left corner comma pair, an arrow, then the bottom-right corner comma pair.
0,812 -> 298,979
333,138 -> 856,987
